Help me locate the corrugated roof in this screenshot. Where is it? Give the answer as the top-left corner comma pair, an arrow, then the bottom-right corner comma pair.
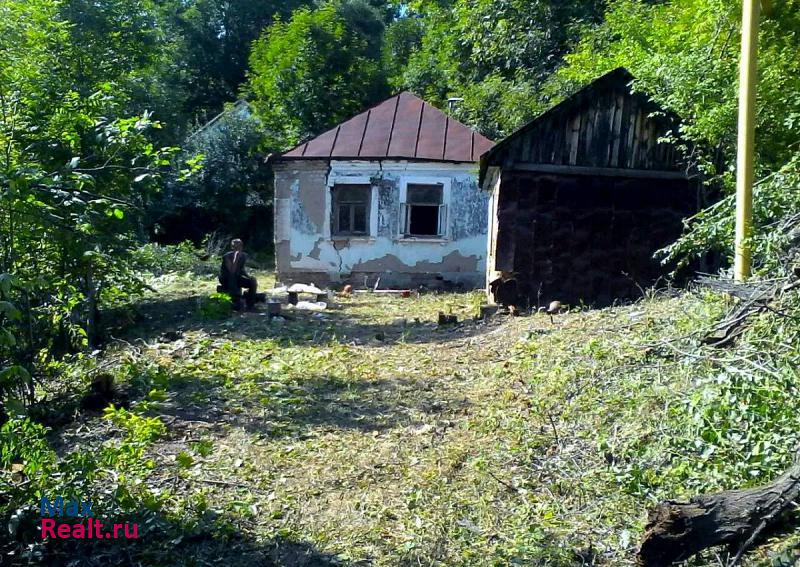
282,92 -> 494,162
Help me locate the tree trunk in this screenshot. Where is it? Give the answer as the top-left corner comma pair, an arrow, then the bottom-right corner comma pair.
638,449 -> 800,567
86,268 -> 98,348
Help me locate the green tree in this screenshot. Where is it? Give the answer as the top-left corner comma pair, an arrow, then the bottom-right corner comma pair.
0,0 -> 181,415
552,0 -> 800,271
247,1 -> 389,149
161,0 -> 311,124
397,0 -> 605,138
47,0 -> 191,145
383,14 -> 425,86
152,102 -> 273,246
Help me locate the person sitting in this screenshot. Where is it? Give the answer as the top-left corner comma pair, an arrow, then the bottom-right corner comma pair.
218,238 -> 257,310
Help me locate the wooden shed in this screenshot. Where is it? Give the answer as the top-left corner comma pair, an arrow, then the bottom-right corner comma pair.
480,68 -> 702,308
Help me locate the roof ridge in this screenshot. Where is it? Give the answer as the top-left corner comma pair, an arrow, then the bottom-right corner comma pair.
442,116 -> 450,161
412,98 -> 425,158
385,93 -> 401,154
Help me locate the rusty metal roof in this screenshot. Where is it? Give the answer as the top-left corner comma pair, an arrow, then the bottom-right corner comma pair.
282,92 -> 494,162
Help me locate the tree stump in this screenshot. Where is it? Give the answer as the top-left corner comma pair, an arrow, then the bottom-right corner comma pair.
638,448 -> 800,566
437,312 -> 458,325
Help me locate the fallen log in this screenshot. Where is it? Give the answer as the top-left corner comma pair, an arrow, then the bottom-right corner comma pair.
638,447 -> 800,567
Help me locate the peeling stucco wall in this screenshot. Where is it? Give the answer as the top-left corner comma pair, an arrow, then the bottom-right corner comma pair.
273,159 -> 488,288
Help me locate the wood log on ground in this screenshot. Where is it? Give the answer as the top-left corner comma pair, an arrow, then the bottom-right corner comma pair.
638,447 -> 800,567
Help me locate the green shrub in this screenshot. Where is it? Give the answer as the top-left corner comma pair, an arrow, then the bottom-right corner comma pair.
198,292 -> 233,319
0,418 -> 55,477
131,242 -> 213,276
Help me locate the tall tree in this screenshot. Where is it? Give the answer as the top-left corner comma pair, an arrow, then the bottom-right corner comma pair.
397,0 -> 605,138
247,1 -> 389,149
163,0 -> 312,124
0,0 -> 180,412
152,102 -> 273,246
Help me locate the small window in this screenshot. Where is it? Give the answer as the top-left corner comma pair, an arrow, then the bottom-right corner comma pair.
331,184 -> 370,236
403,183 -> 446,237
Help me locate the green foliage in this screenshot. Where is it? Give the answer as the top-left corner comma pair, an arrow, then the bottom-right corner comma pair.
552,0 -> 800,270
662,150 -> 800,274
175,450 -> 194,468
0,418 -> 55,477
1,404 -> 169,559
396,0 -> 604,138
0,0 -> 186,410
160,0 -> 311,124
247,2 -> 389,149
382,11 -> 424,84
677,363 -> 800,487
665,294 -> 800,493
131,241 -> 210,276
154,102 -> 273,240
190,438 -> 215,457
0,276 -> 32,417
199,292 -> 233,320
104,405 -> 167,444
58,0 -> 168,101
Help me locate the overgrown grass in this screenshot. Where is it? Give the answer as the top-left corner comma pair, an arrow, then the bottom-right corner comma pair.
3,270 -> 800,565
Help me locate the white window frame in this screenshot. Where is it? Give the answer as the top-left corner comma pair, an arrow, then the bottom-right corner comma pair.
398,176 -> 451,241
326,176 -> 378,239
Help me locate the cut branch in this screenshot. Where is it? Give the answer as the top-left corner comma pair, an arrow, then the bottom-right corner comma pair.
638,447 -> 800,567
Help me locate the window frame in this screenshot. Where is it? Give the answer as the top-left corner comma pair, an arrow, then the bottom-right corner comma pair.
329,182 -> 373,238
399,177 -> 451,240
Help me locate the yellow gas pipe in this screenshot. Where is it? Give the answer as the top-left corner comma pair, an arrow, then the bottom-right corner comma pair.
734,0 -> 771,282
734,0 -> 760,281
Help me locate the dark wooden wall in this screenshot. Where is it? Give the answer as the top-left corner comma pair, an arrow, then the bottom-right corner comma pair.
495,173 -> 697,308
485,69 -> 704,307
493,70 -> 684,173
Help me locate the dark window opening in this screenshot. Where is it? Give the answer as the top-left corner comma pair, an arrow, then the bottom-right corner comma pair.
408,206 -> 440,235
403,183 -> 445,237
331,184 -> 370,236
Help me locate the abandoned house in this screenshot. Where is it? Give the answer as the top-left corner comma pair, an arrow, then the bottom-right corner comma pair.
480,68 -> 702,308
273,92 -> 494,288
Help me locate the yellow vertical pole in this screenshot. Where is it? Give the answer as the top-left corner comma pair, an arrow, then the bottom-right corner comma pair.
734,0 -> 761,282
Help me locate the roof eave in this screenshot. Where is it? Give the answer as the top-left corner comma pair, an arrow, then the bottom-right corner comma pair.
277,155 -> 485,165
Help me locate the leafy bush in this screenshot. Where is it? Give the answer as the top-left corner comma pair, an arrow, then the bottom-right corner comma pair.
2,404 -> 169,558
151,103 -> 274,243
104,405 -> 167,444
665,291 -> 800,493
0,418 -> 55,478
199,292 -> 233,320
0,278 -> 33,415
131,241 -> 212,276
662,152 -> 800,275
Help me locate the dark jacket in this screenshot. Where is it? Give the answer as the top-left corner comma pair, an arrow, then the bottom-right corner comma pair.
219,251 -> 249,283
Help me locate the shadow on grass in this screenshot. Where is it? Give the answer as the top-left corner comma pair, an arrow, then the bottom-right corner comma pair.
154,370 -> 469,439
106,293 -> 509,349
7,504 -> 354,567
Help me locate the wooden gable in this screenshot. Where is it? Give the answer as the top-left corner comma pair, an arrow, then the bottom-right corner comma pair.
481,68 -> 687,181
